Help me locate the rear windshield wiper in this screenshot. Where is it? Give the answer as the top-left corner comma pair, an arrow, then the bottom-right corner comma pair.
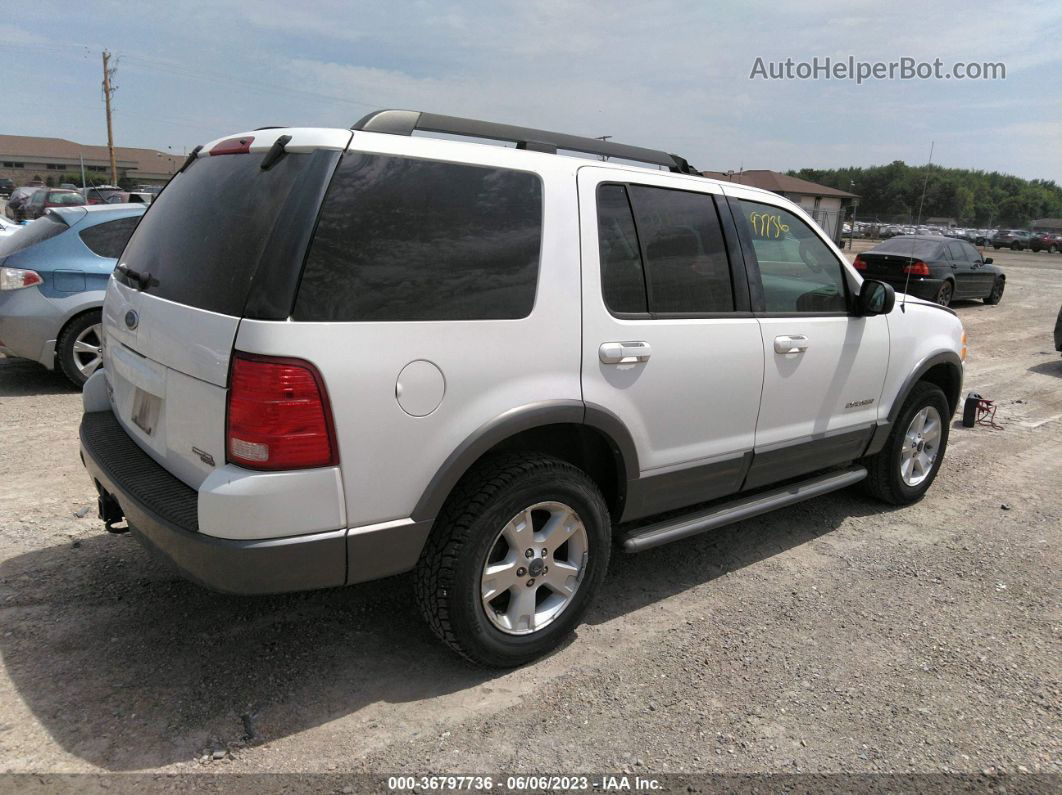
115,264 -> 158,291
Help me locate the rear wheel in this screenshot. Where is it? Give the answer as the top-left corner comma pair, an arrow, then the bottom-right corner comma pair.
935,282 -> 953,307
1010,242 -> 1020,251
861,382 -> 950,505
414,454 -> 610,667
57,310 -> 103,388
983,277 -> 1005,305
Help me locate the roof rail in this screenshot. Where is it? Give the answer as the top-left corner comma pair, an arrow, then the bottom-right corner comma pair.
351,110 -> 699,174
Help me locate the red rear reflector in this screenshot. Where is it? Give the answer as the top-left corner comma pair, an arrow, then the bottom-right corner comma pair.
210,136 -> 254,155
226,352 -> 337,470
853,255 -> 867,270
903,261 -> 931,276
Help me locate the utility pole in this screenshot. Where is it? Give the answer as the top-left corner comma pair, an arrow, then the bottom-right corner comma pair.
102,50 -> 118,186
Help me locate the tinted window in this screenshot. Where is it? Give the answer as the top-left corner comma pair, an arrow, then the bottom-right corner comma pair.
628,185 -> 734,314
873,237 -> 945,259
739,200 -> 848,313
79,216 -> 140,259
118,149 -> 338,317
945,242 -> 966,261
0,213 -> 68,257
597,184 -> 647,314
961,241 -> 981,261
294,154 -> 542,322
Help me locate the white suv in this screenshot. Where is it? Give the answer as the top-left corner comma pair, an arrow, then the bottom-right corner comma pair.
79,111 -> 965,666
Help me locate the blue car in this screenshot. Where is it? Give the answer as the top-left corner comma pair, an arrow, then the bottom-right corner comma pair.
0,204 -> 145,386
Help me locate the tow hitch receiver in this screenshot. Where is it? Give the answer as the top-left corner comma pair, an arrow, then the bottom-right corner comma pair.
98,491 -> 129,534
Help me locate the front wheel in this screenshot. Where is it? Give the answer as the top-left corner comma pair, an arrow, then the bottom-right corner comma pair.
861,382 -> 950,505
983,277 -> 1005,305
414,454 -> 611,667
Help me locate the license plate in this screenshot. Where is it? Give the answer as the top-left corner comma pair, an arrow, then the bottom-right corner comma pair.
131,388 -> 161,436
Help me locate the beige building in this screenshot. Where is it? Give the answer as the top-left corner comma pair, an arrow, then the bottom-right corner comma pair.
701,169 -> 858,242
0,135 -> 184,188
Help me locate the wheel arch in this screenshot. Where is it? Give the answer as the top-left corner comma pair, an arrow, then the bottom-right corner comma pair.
52,303 -> 104,362
410,401 -> 638,525
887,351 -> 963,423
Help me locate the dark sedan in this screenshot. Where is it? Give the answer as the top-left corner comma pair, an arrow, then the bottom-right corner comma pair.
1030,232 -> 1062,253
854,235 -> 1005,307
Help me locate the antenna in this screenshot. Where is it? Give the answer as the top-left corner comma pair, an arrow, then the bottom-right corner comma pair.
902,141 -> 935,313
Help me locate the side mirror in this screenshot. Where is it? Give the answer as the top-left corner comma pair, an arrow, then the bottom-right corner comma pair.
858,279 -> 895,316
984,257 -> 993,264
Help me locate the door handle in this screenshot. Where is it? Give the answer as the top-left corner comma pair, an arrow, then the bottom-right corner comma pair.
773,335 -> 809,354
599,341 -> 652,364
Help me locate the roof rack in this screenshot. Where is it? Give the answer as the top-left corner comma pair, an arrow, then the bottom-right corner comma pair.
351,110 -> 698,174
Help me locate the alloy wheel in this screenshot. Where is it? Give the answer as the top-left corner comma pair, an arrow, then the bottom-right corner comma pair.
73,323 -> 103,379
900,405 -> 942,487
480,501 -> 588,635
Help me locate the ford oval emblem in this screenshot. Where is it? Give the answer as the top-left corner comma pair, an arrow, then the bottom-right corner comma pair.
124,310 -> 139,330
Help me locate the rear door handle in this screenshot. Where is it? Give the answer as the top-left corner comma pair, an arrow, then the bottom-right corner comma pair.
773,335 -> 809,354
599,341 -> 652,364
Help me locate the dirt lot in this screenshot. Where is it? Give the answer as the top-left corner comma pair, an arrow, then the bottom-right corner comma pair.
0,243 -> 1059,783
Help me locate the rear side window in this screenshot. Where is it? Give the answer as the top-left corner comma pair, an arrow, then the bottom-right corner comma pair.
628,186 -> 734,314
0,213 -> 68,257
596,184 -> 647,314
78,216 -> 140,259
294,154 -> 542,322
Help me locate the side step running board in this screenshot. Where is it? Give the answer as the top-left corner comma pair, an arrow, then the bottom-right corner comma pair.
622,466 -> 867,553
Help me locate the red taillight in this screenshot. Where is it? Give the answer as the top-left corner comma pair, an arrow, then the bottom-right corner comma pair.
853,255 -> 867,270
226,352 -> 337,470
210,136 -> 254,155
903,261 -> 931,276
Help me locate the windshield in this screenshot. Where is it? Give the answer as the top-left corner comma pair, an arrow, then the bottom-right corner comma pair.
117,148 -> 341,318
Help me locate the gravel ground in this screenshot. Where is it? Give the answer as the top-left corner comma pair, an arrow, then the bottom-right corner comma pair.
0,243 -> 1058,785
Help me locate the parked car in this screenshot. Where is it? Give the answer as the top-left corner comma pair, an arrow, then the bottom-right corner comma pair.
22,188 -> 86,220
0,204 -> 144,385
82,186 -> 124,205
59,182 -> 79,190
991,229 -> 1032,250
1055,306 -> 1062,353
78,113 -> 965,666
4,186 -> 40,222
0,177 -> 14,198
1029,232 -> 1062,253
101,190 -> 153,205
855,235 -> 1005,307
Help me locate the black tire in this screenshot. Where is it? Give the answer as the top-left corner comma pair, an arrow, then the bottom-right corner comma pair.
993,245 -> 1001,250
1010,242 -> 1020,251
861,382 -> 950,505
414,453 -> 611,667
983,277 -> 1005,305
56,310 -> 103,388
935,281 -> 953,307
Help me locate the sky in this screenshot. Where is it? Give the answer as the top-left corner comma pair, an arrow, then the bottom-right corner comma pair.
4,1 -> 1060,182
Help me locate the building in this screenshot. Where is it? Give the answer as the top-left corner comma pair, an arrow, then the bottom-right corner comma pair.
1029,218 -> 1062,231
0,135 -> 184,188
701,169 -> 858,242
926,217 -> 958,228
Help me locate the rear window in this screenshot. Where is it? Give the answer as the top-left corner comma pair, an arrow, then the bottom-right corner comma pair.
873,238 -> 945,259
48,191 -> 84,205
79,216 -> 141,259
0,213 -> 68,258
117,149 -> 340,317
294,153 -> 542,322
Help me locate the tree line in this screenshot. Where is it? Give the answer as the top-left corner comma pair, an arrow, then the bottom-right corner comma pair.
788,161 -> 1062,228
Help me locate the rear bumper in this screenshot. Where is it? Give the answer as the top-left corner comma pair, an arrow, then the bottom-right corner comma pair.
79,409 -> 430,594
0,287 -> 64,368
873,276 -> 945,302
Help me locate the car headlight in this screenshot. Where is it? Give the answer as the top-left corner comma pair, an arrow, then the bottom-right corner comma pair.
0,267 -> 44,291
